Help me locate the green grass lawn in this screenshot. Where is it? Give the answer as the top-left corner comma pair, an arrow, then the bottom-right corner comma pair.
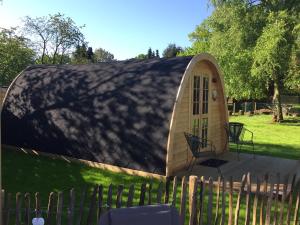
2,147 -> 162,203
229,114 -> 300,159
2,147 -> 166,224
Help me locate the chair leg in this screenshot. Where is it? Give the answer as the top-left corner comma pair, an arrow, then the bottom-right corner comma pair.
252,142 -> 255,159
188,157 -> 195,171
236,143 -> 240,161
190,158 -> 197,172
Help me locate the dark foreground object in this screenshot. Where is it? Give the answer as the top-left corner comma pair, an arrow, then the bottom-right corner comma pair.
99,204 -> 180,225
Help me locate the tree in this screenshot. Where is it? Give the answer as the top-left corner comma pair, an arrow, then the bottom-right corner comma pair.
180,0 -> 300,121
162,44 -> 183,58
147,47 -> 153,59
135,53 -> 147,60
155,49 -> 160,58
252,11 -> 295,120
23,13 -> 85,64
23,16 -> 52,64
94,48 -> 114,62
0,28 -> 35,86
87,47 -> 94,63
72,44 -> 88,64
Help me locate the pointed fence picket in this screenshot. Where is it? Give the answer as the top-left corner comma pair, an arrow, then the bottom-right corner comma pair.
1,172 -> 299,225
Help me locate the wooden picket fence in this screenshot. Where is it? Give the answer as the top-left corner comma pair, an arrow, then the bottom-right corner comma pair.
1,173 -> 300,225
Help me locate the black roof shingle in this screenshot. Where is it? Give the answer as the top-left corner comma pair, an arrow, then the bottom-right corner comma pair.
1,56 -> 193,175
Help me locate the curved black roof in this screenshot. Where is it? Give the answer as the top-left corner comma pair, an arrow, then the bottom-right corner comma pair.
1,56 -> 193,175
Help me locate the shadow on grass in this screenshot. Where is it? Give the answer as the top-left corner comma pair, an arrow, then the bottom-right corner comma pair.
279,118 -> 300,126
230,141 -> 300,160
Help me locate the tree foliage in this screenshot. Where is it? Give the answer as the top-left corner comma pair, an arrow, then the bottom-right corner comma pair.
72,44 -> 89,64
94,48 -> 114,62
162,43 -> 183,58
0,28 -> 35,86
23,13 -> 85,64
181,0 -> 300,120
135,48 -> 159,59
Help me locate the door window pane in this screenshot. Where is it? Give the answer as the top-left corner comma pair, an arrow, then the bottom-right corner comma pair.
192,76 -> 200,115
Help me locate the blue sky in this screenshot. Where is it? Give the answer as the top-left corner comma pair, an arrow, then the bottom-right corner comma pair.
0,0 -> 213,60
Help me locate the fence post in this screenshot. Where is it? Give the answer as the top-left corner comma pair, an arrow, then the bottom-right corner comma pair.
279,177 -> 289,225
77,187 -> 86,225
56,192 -> 63,225
139,183 -> 146,206
171,176 -> 178,207
245,173 -> 251,225
198,176 -> 205,225
148,181 -> 153,205
116,185 -> 124,208
180,176 -> 188,225
4,193 -> 11,225
156,182 -> 163,204
252,178 -> 260,225
107,184 -> 113,210
207,177 -> 214,224
97,185 -> 103,223
286,174 -> 297,225
35,192 -> 41,218
165,177 -> 171,204
273,173 -> 280,225
228,176 -> 233,225
45,192 -> 55,225
293,189 -> 300,225
214,176 -> 221,225
127,184 -> 135,207
1,190 -> 4,225
24,193 -> 31,225
189,176 -> 198,225
15,192 -> 22,225
234,174 -> 246,225
220,177 -> 226,225
265,180 -> 274,225
67,188 -> 75,225
87,186 -> 98,225
260,174 -> 269,225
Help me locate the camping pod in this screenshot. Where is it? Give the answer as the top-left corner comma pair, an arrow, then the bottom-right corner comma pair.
1,53 -> 228,177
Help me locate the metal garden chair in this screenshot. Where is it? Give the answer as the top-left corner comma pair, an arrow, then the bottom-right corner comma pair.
184,132 -> 218,172
224,122 -> 254,160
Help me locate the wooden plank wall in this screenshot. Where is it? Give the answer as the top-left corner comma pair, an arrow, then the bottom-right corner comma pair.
168,61 -> 228,176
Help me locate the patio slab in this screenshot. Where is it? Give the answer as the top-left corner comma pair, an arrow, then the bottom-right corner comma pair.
175,152 -> 300,184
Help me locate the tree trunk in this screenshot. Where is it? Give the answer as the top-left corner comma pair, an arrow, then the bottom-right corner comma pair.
41,41 -> 46,64
52,50 -> 57,64
59,50 -> 65,64
273,76 -> 283,121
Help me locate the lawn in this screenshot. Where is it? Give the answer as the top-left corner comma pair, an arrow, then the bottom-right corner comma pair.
2,147 -> 166,224
2,147 -> 162,203
229,114 -> 300,159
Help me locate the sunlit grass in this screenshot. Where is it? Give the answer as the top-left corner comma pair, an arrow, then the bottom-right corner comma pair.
229,115 -> 300,159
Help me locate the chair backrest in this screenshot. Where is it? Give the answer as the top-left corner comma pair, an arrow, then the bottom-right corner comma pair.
184,132 -> 201,156
98,204 -> 180,225
225,122 -> 244,143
